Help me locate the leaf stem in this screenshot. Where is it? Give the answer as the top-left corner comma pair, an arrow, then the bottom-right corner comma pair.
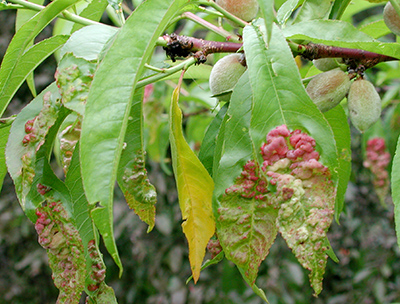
6,0 -> 101,26
182,11 -> 241,42
136,57 -> 197,89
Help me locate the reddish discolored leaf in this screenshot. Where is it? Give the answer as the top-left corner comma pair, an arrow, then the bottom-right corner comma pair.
219,125 -> 335,296
35,200 -> 85,303
58,119 -> 81,175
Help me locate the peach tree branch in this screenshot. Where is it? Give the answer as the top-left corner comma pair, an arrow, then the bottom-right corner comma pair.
158,34 -> 398,69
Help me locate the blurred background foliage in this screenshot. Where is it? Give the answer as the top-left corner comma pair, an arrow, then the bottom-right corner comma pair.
2,1 -> 400,303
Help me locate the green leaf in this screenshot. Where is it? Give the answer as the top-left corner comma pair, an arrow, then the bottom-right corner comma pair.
323,106 -> 351,221
0,0 -> 79,117
329,0 -> 352,20
237,267 -> 270,303
80,0 -> 188,274
257,0 -> 275,45
16,0 -> 44,97
186,251 -> 225,284
359,20 -> 392,39
276,0 -> 303,25
169,82 -> 215,283
212,73 -> 254,199
383,102 -> 400,158
293,0 -> 333,23
117,89 -> 156,232
0,125 -> 10,192
71,0 -> 109,33
391,136 -> 400,252
198,103 -> 228,176
60,24 -> 118,61
283,20 -> 400,59
0,35 -> 69,116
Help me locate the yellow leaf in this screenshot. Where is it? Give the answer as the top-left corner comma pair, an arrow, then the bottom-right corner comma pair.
169,76 -> 215,283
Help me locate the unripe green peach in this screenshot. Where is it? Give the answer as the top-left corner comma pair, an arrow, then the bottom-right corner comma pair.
384,2 -> 400,36
209,53 -> 247,101
312,58 -> 345,72
348,78 -> 382,133
306,69 -> 351,112
215,0 -> 259,22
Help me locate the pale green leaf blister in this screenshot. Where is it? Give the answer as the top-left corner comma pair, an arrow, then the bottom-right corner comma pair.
117,89 -> 156,232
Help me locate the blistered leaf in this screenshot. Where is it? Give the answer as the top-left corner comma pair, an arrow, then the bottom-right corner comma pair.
169,78 -> 215,283
221,125 -> 336,296
56,53 -> 97,115
117,89 -> 156,231
35,200 -> 85,303
218,188 -> 279,284
213,21 -> 338,297
66,147 -> 117,300
58,119 -> 81,174
6,83 -> 62,212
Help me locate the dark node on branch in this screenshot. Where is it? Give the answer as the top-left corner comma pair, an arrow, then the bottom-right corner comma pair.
193,51 -> 207,64
163,34 -> 194,62
162,34 -> 243,64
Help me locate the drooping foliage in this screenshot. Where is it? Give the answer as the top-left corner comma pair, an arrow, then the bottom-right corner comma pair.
3,0 -> 400,302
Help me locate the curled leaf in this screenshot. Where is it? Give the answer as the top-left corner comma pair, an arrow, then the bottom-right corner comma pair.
35,200 -> 85,303
219,125 -> 335,295
55,53 -> 97,115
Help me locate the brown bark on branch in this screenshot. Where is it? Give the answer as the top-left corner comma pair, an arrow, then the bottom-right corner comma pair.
161,34 -> 397,70
298,43 -> 397,70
